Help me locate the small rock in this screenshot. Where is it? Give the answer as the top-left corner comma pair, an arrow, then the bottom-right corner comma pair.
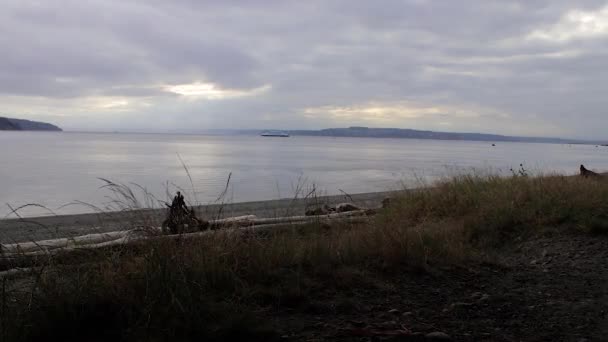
479,294 -> 490,302
425,331 -> 451,340
470,292 -> 483,299
379,320 -> 398,328
402,311 -> 413,317
530,259 -> 538,265
388,309 -> 400,315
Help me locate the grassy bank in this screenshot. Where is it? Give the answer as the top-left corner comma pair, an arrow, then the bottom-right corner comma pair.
2,173 -> 607,341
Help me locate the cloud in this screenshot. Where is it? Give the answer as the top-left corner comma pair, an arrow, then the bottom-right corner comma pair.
528,4 -> 608,42
301,100 -> 560,137
1,0 -> 608,138
303,101 -> 482,123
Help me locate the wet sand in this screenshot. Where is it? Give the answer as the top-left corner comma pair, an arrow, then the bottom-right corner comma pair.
0,191 -> 395,243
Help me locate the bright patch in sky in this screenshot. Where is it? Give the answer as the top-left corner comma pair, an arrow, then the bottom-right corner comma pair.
164,82 -> 270,99
304,101 -> 490,124
529,5 -> 608,42
100,99 -> 130,109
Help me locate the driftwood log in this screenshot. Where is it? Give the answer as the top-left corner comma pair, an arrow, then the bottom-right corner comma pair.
0,210 -> 375,259
305,202 -> 365,216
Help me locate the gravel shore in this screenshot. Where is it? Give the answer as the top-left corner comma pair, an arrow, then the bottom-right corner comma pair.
0,191 -> 395,243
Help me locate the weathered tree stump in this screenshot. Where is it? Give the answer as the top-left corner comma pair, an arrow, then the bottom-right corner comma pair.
162,192 -> 209,234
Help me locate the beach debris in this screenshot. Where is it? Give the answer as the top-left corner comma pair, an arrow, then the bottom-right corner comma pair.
305,202 -> 362,216
210,215 -> 257,228
335,203 -> 361,212
0,209 -> 373,260
580,164 -> 602,178
305,204 -> 334,216
0,231 -> 130,255
162,191 -> 209,234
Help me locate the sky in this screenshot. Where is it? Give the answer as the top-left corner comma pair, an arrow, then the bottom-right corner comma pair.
1,0 -> 608,139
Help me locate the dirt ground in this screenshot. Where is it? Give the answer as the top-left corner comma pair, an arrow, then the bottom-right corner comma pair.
263,233 -> 608,341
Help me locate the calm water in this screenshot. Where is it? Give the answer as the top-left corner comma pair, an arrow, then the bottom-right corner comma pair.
2,131 -> 608,218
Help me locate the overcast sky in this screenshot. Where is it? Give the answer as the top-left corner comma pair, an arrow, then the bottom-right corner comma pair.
2,0 -> 608,138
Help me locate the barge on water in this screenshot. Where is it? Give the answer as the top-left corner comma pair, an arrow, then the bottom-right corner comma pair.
260,130 -> 290,137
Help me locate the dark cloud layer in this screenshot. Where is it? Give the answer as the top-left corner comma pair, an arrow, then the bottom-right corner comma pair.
1,0 -> 608,138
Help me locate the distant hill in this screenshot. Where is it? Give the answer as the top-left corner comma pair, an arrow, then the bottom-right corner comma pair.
0,117 -> 62,131
286,127 -> 603,145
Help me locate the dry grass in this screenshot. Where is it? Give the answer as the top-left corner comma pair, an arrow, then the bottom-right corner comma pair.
387,173 -> 608,245
2,173 -> 608,341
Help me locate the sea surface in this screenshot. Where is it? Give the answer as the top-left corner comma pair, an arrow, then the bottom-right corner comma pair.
2,131 -> 608,218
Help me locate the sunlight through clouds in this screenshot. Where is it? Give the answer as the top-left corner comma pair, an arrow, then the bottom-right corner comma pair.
303,101 -> 492,124
0,95 -> 151,116
301,100 -> 558,136
164,82 -> 270,100
528,5 -> 608,42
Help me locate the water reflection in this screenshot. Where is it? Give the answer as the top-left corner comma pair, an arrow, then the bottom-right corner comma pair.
1,131 -> 607,217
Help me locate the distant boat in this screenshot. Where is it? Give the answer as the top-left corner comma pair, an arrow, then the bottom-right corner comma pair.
261,130 -> 290,137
